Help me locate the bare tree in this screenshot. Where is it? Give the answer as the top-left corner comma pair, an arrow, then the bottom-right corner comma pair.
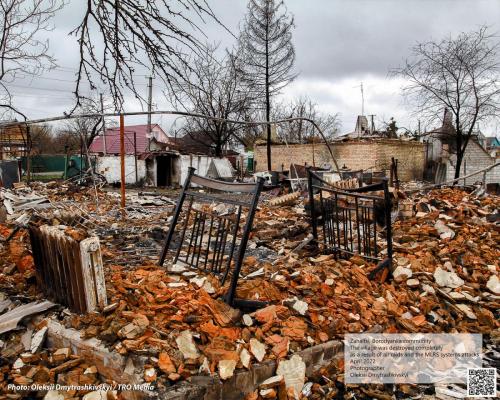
378,117 -> 400,139
63,97 -> 114,148
273,96 -> 340,143
167,45 -> 251,157
29,124 -> 80,154
0,0 -> 63,119
393,27 -> 500,179
72,0 -> 227,111
50,129 -> 80,153
29,124 -> 53,154
237,0 -> 297,170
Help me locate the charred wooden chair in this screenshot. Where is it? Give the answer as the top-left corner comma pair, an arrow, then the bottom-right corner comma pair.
159,167 -> 265,308
307,168 -> 393,279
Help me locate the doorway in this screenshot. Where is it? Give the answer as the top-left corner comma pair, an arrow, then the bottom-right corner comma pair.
156,155 -> 175,186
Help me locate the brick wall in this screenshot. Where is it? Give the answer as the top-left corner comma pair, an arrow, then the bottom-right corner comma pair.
254,139 -> 425,181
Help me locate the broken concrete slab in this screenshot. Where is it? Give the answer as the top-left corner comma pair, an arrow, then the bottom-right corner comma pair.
176,330 -> 200,360
218,359 -> 237,380
30,326 -> 48,353
434,220 -> 455,240
486,274 -> 500,294
393,265 -> 412,281
456,304 -> 477,320
434,267 -> 464,289
240,348 -> 251,369
259,375 -> 284,389
242,314 -> 253,327
43,390 -> 65,400
276,354 -> 306,400
406,278 -> 420,288
250,338 -> 266,363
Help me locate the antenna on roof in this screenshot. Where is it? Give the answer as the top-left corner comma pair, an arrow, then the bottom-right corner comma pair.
353,82 -> 365,116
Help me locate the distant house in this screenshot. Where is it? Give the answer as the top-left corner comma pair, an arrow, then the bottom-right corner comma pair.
422,110 -> 499,184
484,136 -> 500,158
172,131 -> 217,155
89,125 -> 235,186
172,131 -> 240,163
89,124 -> 170,156
336,115 -> 387,140
484,136 -> 500,149
0,121 -> 28,160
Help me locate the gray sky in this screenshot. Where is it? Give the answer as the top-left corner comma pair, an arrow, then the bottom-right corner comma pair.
4,0 -> 500,135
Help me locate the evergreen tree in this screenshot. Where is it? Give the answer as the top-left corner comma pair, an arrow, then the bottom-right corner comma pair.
238,0 -> 296,170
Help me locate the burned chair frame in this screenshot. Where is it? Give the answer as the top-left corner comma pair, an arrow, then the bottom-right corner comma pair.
159,167 -> 265,308
307,168 -> 393,278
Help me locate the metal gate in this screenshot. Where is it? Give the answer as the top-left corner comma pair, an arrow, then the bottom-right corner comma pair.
307,168 -> 393,277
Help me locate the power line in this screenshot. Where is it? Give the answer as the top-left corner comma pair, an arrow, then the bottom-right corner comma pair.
9,93 -> 74,100
3,84 -> 95,98
3,83 -> 77,93
24,76 -> 81,83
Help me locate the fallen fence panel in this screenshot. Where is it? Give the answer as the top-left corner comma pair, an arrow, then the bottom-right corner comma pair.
159,167 -> 265,308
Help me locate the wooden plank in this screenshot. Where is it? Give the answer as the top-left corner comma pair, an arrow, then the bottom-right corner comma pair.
80,237 -> 107,311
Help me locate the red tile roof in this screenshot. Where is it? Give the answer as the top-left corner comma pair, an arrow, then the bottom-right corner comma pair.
89,124 -> 168,155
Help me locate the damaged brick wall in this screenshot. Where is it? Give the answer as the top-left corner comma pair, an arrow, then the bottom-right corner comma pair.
254,139 -> 425,181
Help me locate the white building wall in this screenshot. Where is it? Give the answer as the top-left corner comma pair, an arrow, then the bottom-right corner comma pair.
424,136 -> 443,163
95,155 -> 146,184
179,154 -> 212,184
445,141 -> 499,184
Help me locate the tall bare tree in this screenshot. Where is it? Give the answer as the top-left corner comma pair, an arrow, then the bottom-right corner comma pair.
72,0 -> 227,111
394,27 -> 500,179
273,96 -> 340,143
237,0 -> 296,170
0,0 -> 63,118
167,45 -> 251,157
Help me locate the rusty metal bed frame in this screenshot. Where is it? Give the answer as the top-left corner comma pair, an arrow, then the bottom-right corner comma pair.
159,167 -> 265,308
307,168 -> 393,278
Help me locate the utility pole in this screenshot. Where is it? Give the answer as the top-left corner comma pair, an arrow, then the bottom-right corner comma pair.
134,131 -> 138,184
147,76 -> 153,135
120,114 -> 126,217
147,76 -> 153,153
368,114 -> 376,134
100,94 -> 107,155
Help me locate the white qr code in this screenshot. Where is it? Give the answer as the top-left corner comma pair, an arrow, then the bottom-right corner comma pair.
467,368 -> 497,397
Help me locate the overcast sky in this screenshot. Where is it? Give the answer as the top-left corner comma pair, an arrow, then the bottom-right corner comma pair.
4,0 -> 500,135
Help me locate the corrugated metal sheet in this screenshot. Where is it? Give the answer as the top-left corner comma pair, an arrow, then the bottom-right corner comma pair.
206,158 -> 234,180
